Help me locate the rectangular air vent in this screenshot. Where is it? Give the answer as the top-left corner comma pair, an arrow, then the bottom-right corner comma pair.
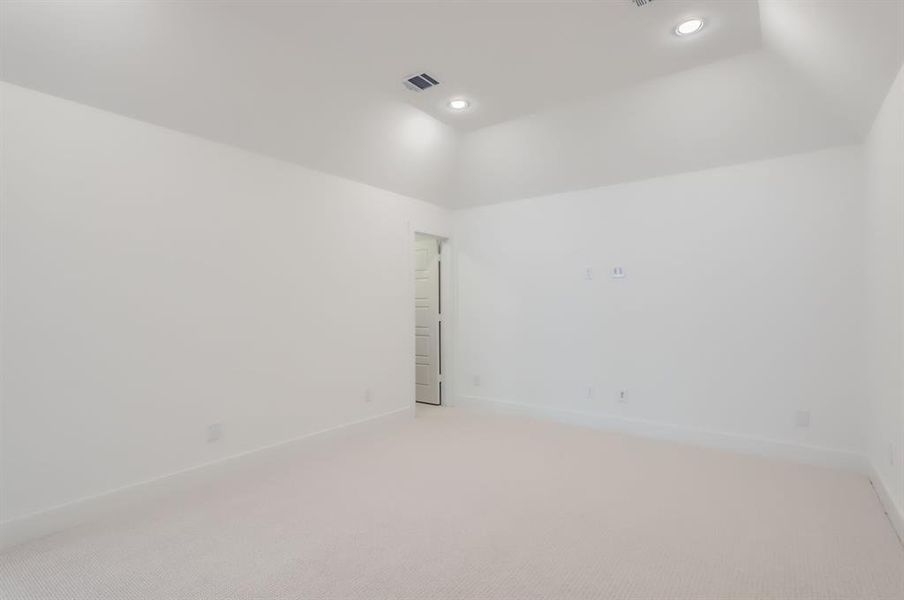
632,0 -> 655,6
404,73 -> 440,92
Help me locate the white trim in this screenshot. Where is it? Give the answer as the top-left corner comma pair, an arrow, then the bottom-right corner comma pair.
457,395 -> 867,472
438,238 -> 455,406
0,406 -> 413,552
869,465 -> 904,546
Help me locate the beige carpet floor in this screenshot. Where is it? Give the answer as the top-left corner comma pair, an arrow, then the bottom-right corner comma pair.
1,405 -> 902,600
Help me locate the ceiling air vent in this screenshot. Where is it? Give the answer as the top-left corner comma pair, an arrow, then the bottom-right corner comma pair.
404,73 -> 440,92
631,0 -> 655,6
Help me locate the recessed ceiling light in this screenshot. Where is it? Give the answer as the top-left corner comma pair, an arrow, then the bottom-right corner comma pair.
448,98 -> 470,111
675,18 -> 704,36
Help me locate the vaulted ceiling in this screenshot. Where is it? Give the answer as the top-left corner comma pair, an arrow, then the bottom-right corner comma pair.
2,1 -> 902,208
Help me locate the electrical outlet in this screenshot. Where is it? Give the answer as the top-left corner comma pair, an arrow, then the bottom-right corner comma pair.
473,374 -> 481,387
584,267 -> 593,280
207,423 -> 223,443
794,410 -> 810,428
611,266 -> 626,279
617,389 -> 628,403
364,388 -> 372,403
586,386 -> 593,400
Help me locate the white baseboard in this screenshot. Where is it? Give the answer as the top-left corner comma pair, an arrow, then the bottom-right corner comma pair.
869,465 -> 904,545
0,406 -> 414,552
457,395 -> 867,472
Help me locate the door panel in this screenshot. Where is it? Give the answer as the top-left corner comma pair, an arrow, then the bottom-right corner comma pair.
415,237 -> 440,405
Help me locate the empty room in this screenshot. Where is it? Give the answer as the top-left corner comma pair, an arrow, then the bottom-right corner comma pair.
1,1 -> 903,598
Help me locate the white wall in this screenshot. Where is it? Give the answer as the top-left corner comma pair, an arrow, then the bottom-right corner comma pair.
453,146 -> 865,466
2,71 -> 898,546
864,65 -> 904,528
0,83 -> 450,526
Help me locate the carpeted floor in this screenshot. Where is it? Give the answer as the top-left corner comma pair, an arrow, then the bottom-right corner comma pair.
1,405 -> 902,600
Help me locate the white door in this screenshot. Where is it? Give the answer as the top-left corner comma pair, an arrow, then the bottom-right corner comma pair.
415,236 -> 441,405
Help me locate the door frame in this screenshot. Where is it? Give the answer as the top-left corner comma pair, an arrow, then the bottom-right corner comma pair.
412,230 -> 453,408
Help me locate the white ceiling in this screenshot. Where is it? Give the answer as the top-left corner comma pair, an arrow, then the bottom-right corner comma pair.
1,1 -> 902,208
455,50 -> 857,206
382,0 -> 762,131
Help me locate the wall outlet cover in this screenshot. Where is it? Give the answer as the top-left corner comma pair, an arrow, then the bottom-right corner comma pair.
207,423 -> 223,443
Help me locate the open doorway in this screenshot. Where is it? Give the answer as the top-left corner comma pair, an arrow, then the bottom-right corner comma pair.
414,233 -> 444,405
